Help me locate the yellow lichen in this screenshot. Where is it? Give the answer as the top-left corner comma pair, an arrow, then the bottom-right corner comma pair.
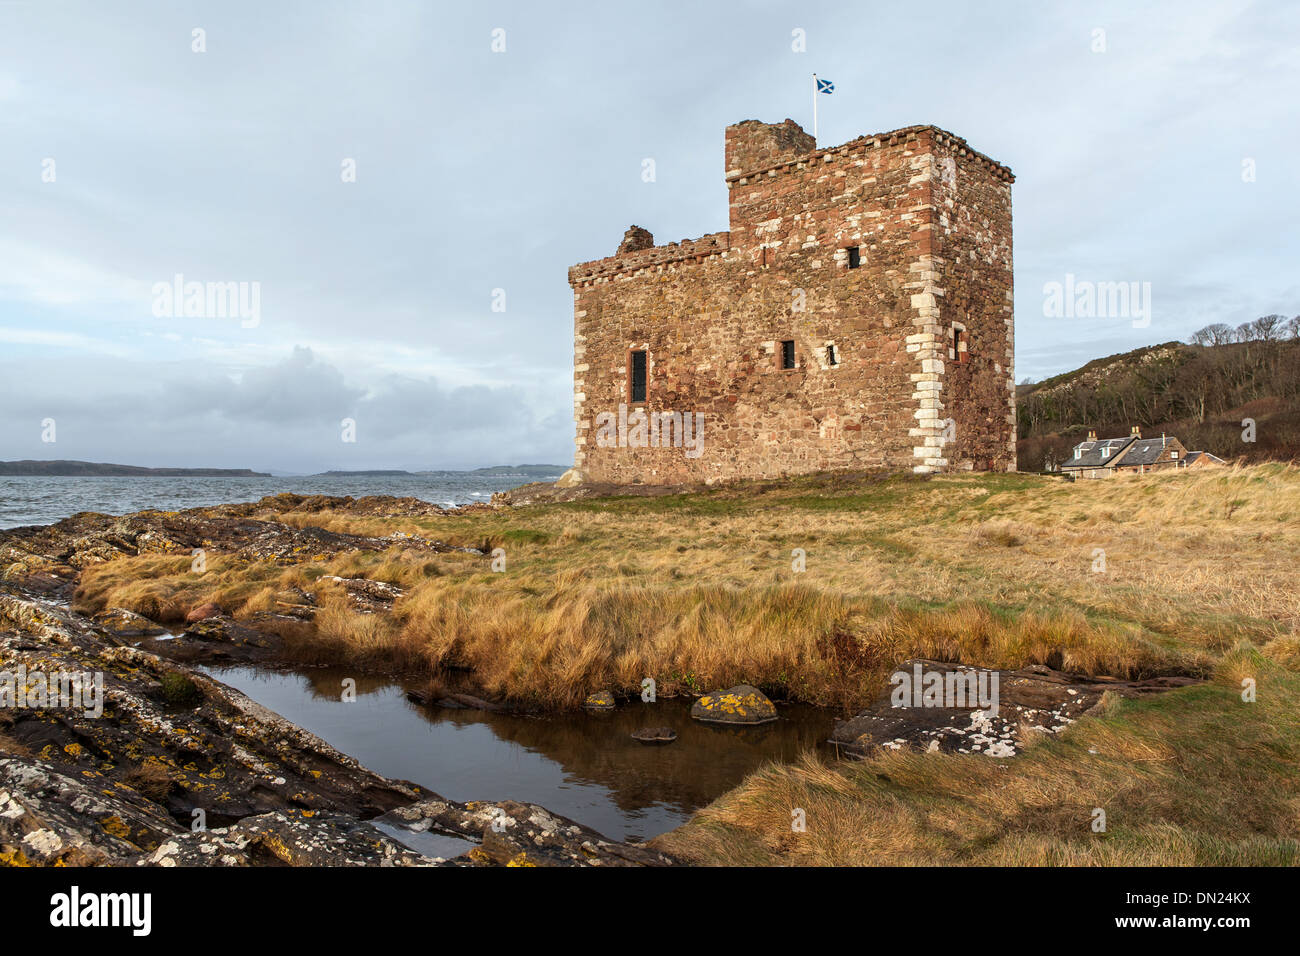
99,815 -> 131,839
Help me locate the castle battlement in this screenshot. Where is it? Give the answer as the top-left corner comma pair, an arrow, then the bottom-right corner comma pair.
570,124 -> 1013,288
725,123 -> 1015,186
567,118 -> 1016,484
568,232 -> 730,287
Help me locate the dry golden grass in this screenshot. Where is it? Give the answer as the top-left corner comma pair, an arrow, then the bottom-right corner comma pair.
74,463 -> 1296,711
121,757 -> 176,802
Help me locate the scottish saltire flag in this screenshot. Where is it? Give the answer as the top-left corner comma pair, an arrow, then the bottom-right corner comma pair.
816,77 -> 834,94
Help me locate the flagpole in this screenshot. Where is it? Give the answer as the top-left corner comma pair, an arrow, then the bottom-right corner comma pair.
812,73 -> 818,141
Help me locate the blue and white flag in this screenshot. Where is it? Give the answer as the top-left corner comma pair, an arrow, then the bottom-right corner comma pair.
816,77 -> 834,94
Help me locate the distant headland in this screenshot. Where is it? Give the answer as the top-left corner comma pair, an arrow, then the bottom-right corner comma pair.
0,460 -> 567,478
468,464 -> 568,476
314,465 -> 566,477
0,460 -> 271,477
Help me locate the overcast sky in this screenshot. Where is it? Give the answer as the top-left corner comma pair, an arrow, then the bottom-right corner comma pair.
2,0 -> 1296,472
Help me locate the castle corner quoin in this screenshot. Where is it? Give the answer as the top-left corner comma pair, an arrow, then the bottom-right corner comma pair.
567,119 -> 1016,484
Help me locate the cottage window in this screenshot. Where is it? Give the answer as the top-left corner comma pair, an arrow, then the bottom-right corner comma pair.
1170,451 -> 1179,459
1101,447 -> 1110,459
846,246 -> 861,269
629,350 -> 647,403
781,340 -> 796,370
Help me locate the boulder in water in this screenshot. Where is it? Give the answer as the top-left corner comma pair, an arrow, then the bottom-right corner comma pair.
689,685 -> 778,725
631,726 -> 677,745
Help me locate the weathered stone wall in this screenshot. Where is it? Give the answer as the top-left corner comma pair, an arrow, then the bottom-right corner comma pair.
569,121 -> 1014,484
928,133 -> 1017,472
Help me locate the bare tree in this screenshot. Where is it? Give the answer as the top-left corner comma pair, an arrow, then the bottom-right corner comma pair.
1194,323 -> 1235,346
1250,314 -> 1287,342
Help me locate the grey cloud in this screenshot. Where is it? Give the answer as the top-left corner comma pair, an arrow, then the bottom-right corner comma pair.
0,347 -> 567,472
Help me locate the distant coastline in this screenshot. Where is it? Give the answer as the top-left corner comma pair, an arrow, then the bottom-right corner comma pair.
468,464 -> 567,476
0,460 -> 567,478
308,465 -> 567,477
0,460 -> 271,477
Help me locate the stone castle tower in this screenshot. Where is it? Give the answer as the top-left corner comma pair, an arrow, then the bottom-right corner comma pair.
567,119 -> 1015,484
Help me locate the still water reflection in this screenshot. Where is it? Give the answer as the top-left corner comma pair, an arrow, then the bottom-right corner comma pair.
204,664 -> 833,843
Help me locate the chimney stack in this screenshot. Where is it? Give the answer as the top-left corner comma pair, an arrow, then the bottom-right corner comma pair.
1130,426 -> 1141,438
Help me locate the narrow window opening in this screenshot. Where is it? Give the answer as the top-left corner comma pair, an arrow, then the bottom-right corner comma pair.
826,344 -> 839,366
629,350 -> 647,403
953,327 -> 969,364
846,247 -> 861,269
780,340 -> 796,370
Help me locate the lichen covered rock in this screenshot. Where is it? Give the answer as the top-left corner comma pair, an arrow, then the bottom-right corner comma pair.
689,685 -> 778,725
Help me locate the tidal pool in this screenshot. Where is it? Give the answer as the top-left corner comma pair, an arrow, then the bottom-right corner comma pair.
203,664 -> 833,843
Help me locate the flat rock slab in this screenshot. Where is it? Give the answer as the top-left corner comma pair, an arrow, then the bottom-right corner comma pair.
93,607 -> 170,638
141,809 -> 437,867
377,799 -> 676,868
406,689 -> 505,712
690,685 -> 778,725
831,659 -> 1199,759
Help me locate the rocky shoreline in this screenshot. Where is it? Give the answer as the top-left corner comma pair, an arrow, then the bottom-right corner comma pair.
0,589 -> 674,867
0,496 -> 678,867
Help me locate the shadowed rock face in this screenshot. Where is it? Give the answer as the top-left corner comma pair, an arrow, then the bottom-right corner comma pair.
0,590 -> 675,867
